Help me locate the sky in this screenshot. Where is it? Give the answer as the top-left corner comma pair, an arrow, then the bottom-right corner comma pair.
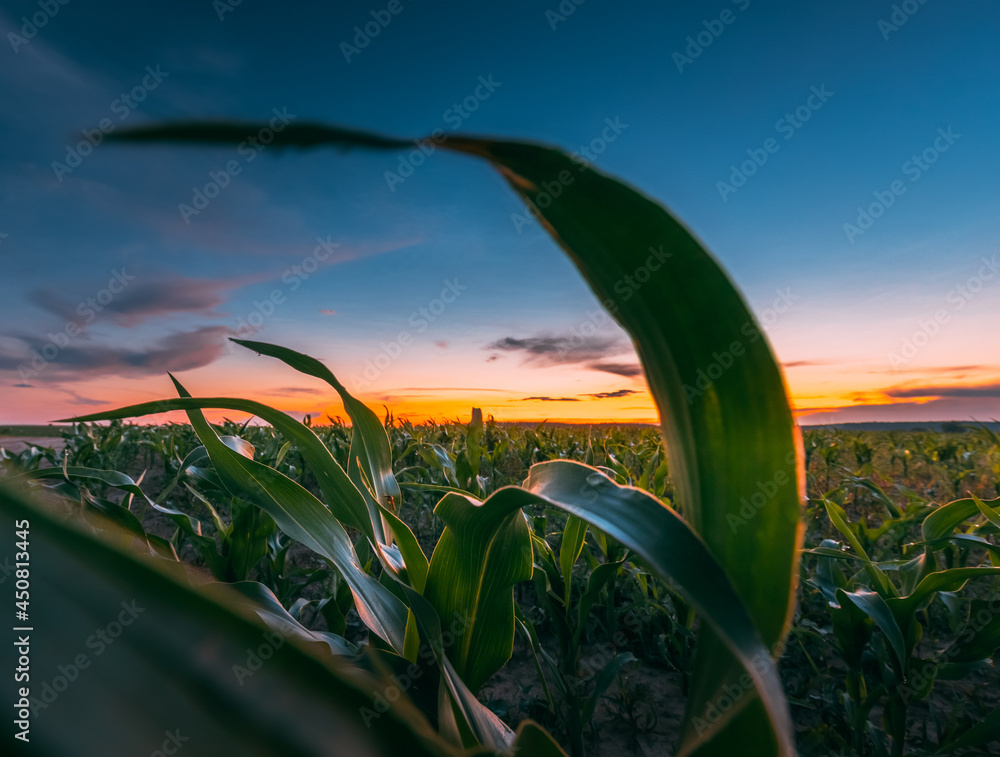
1,0 -> 998,427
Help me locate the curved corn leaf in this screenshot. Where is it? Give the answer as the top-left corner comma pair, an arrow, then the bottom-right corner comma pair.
825,498 -> 894,597
110,119 -> 804,754
395,584 -> 516,751
206,580 -> 360,657
571,558 -> 627,653
423,490 -> 533,693
230,338 -> 400,535
167,376 -> 408,654
941,599 -> 1000,664
510,721 -> 570,757
559,514 -> 588,607
936,705 -> 1000,753
0,482 -> 453,757
521,460 -> 793,753
62,397 -> 374,545
581,651 -> 638,725
889,567 -> 1000,619
837,588 -> 908,674
63,391 -> 428,591
922,495 -> 1000,542
973,493 -> 1000,530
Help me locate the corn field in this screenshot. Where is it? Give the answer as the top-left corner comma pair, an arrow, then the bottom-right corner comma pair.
1,120 -> 998,757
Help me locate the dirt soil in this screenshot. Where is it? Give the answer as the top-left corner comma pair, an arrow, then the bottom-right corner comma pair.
479,639 -> 686,757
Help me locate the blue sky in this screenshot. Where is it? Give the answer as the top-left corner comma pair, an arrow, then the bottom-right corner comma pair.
1,0 -> 999,424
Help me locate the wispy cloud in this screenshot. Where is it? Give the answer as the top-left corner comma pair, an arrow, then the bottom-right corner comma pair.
28,273 -> 254,327
0,325 -> 229,381
487,335 -> 621,364
782,359 -> 841,368
587,362 -> 643,377
586,389 -> 639,399
58,388 -> 109,406
886,383 -> 1000,399
797,396 -> 1000,425
267,386 -> 325,397
485,333 -> 641,378
520,396 -> 580,402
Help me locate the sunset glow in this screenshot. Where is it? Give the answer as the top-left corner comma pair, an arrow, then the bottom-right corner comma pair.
1,2 -> 998,427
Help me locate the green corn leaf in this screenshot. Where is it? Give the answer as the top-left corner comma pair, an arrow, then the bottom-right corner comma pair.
889,567 -> 1000,619
580,652 -> 638,725
510,721 -> 570,757
829,594 -> 874,671
572,558 -> 627,653
825,498 -> 894,597
423,490 -> 534,693
205,580 -> 360,657
940,599 -> 1000,664
166,376 -> 409,654
922,495 -> 1000,542
63,391 -> 428,590
837,588 -> 909,675
395,584 -> 516,751
559,514 -> 588,608
230,338 -> 401,540
10,464 -> 157,502
227,497 -> 277,582
949,533 -> 1000,560
936,704 -> 1000,753
0,482 -> 453,757
110,119 -> 804,754
7,466 -> 173,557
521,460 -> 793,755
62,396 -> 376,547
973,493 -> 1000,530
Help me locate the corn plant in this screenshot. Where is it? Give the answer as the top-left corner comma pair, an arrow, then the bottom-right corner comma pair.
806,494 -> 1000,755
1,119 -> 806,755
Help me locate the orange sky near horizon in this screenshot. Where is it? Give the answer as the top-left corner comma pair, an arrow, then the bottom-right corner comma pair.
6,345 -> 998,429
